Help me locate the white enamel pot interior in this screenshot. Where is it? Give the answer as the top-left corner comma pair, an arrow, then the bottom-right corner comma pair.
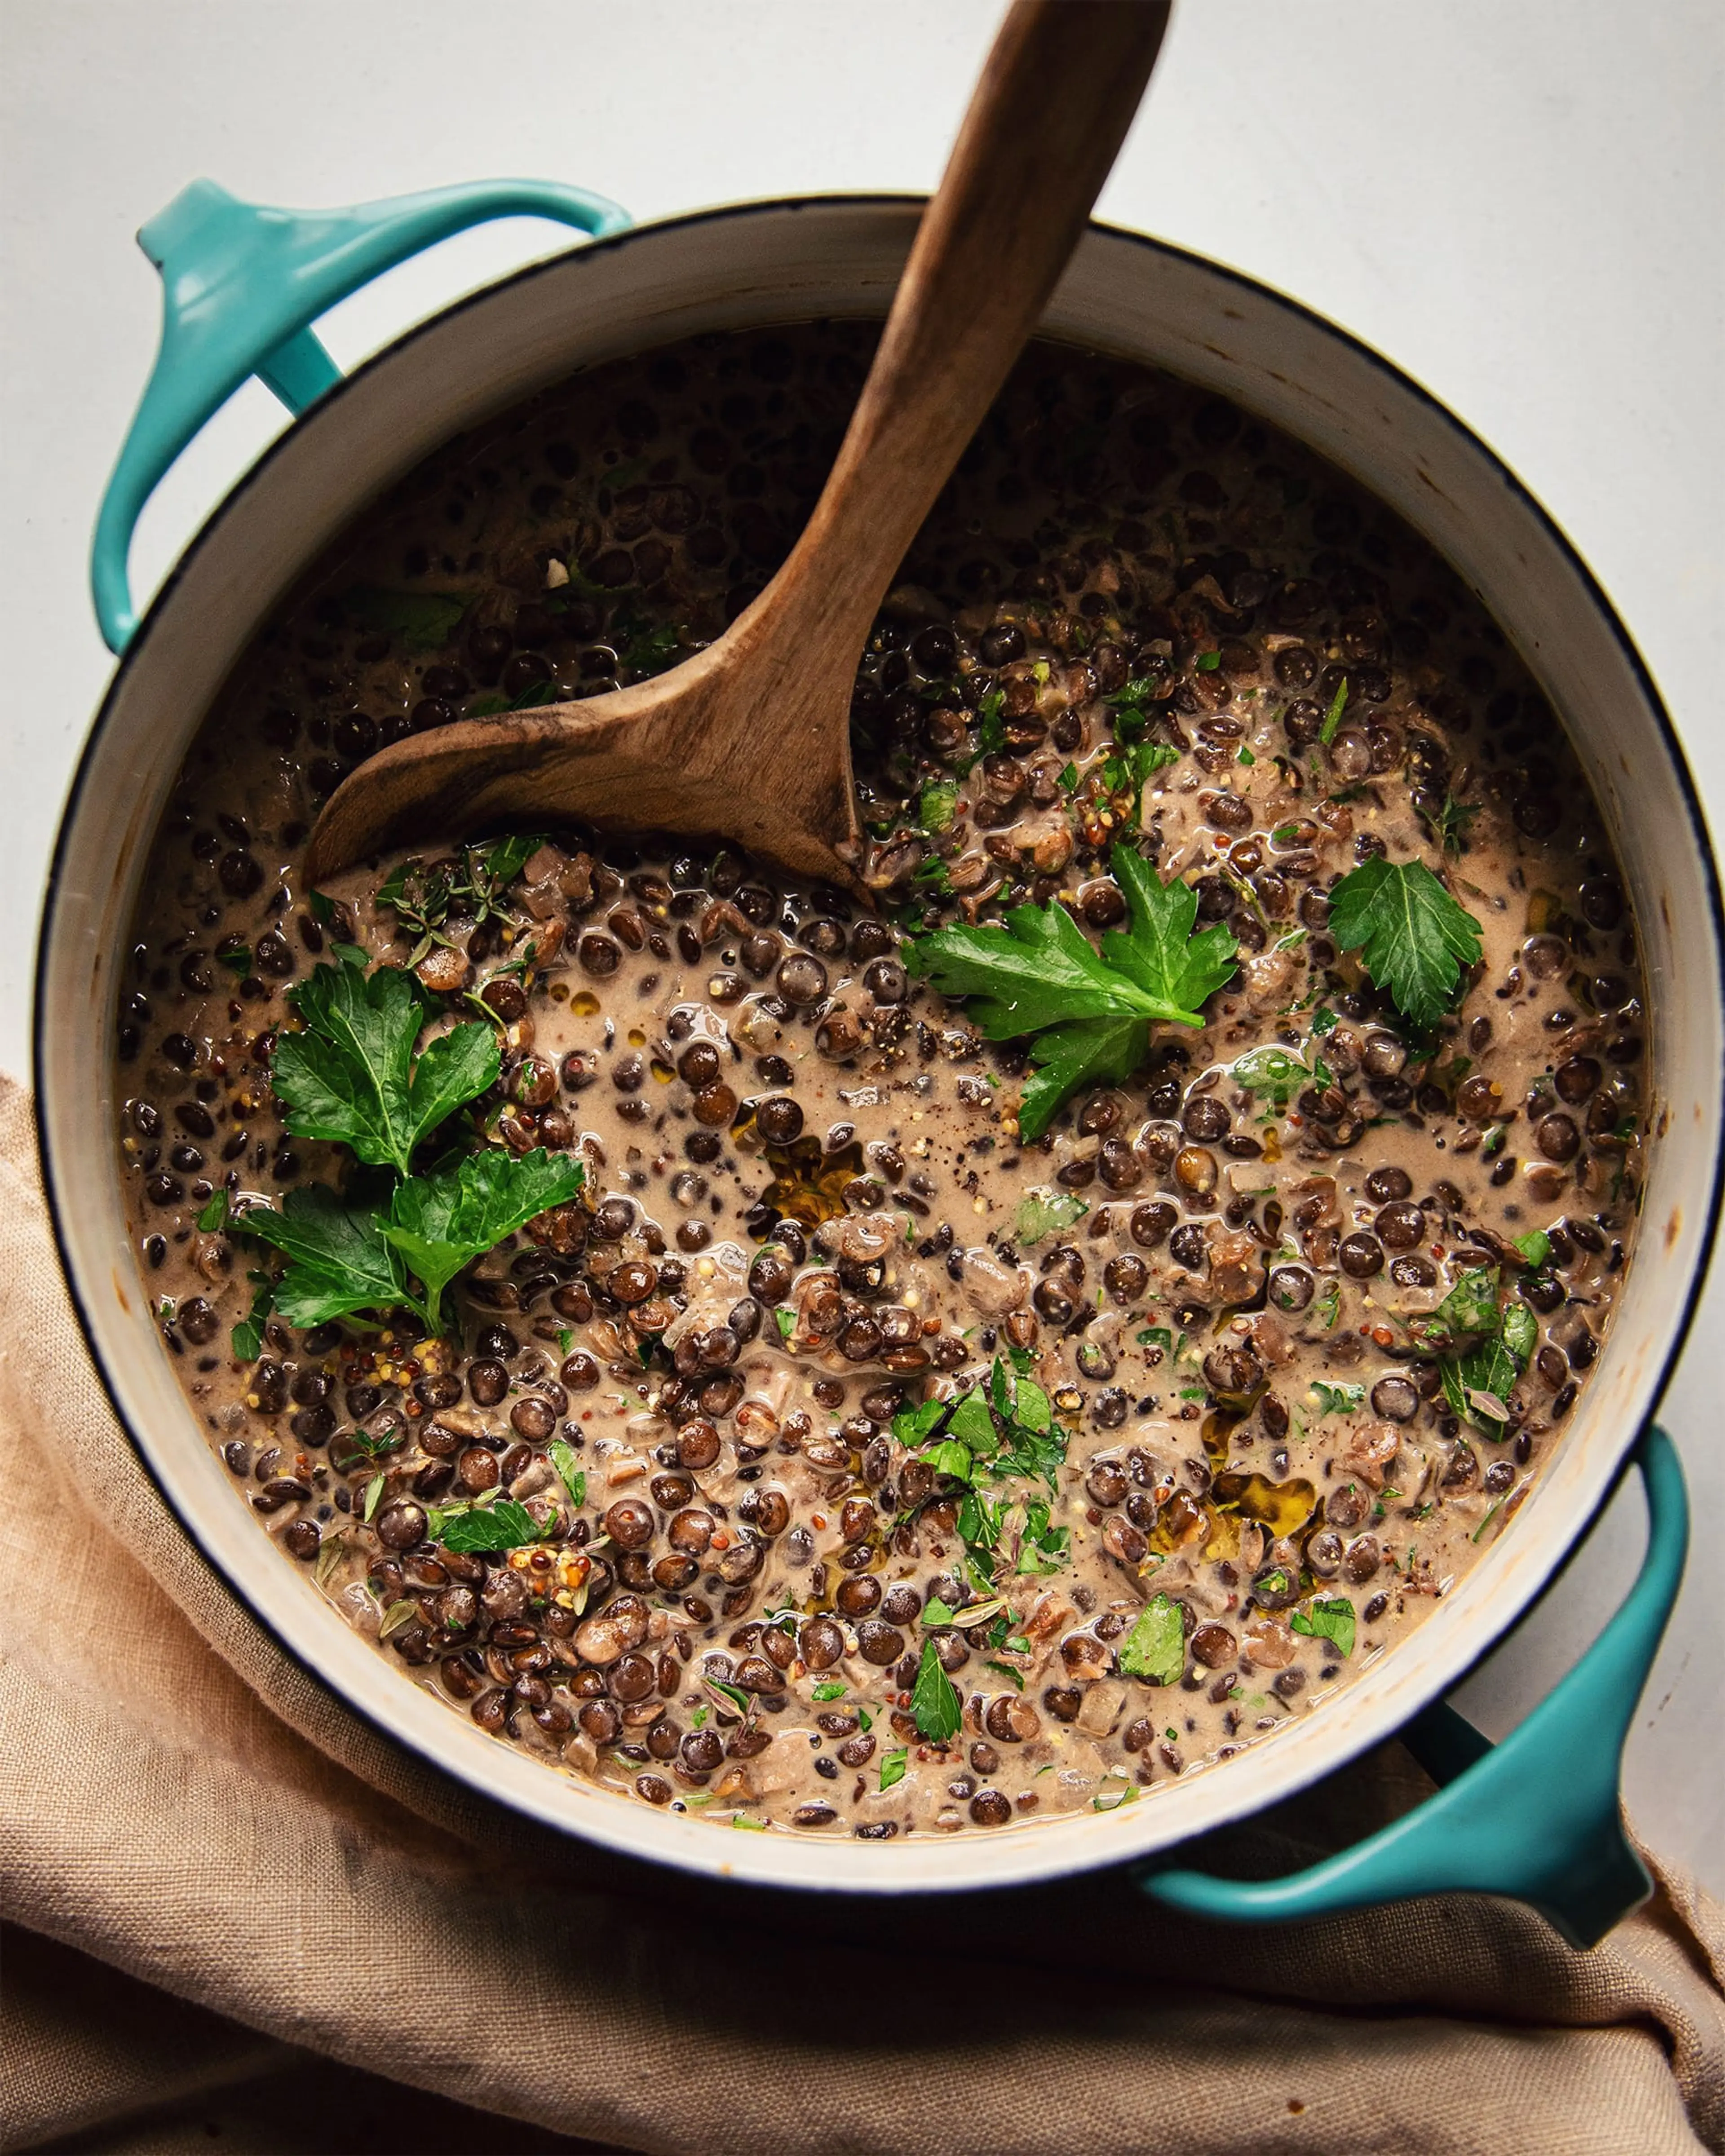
38,199 -> 1724,1895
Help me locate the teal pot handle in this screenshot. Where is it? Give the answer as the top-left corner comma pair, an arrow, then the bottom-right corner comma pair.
1141,1424 -> 1686,1948
91,176 -> 631,655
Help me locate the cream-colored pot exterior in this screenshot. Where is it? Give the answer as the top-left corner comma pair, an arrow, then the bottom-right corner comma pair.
38,201 -> 1723,1894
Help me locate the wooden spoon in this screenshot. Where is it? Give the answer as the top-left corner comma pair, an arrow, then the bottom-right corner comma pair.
305,0 -> 1171,891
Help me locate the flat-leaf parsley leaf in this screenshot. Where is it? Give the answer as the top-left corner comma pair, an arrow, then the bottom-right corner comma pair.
1327,857 -> 1483,1028
274,952 -> 498,1176
382,1148 -> 581,1334
244,1185 -> 409,1330
429,1497 -> 546,1552
252,952 -> 580,1339
907,845 -> 1237,1140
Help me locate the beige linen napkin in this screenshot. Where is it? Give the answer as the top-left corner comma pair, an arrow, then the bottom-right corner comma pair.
3,1074 -> 1721,2156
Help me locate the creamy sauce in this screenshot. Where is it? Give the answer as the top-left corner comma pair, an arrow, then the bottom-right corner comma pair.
115,326 -> 1646,1841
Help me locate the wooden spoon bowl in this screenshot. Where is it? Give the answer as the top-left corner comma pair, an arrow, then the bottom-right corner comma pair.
305,0 -> 1170,892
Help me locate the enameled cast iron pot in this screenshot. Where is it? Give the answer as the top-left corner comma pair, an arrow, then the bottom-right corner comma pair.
36,180 -> 1721,1943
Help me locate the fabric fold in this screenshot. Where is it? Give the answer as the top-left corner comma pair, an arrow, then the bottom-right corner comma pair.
4,1076 -> 1721,2155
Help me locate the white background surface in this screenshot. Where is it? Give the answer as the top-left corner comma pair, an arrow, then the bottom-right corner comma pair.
2,1 -> 1721,1889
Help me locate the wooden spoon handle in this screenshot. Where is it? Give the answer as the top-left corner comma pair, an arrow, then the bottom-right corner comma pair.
302,0 -> 1169,889
751,0 -> 1170,655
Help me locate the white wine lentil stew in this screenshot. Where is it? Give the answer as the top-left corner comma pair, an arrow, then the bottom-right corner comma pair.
117,325 -> 1648,1841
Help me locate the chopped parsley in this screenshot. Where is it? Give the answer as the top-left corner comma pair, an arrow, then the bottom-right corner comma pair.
893,1382 -> 1054,1593
616,617 -> 681,677
912,854 -> 954,896
341,584 -> 471,649
1098,741 -> 1180,819
230,1273 -> 274,1363
911,1638 -> 962,1743
1118,1594 -> 1185,1684
957,1489 -> 1007,1592
1440,1299 -> 1537,1440
892,1356 -> 1070,1584
1014,1498 -> 1069,1576
1232,1044 -> 1331,1111
1292,1595 -> 1356,1657
548,1439 -> 585,1509
468,678 -> 564,716
1413,1266 -> 1502,1350
1104,675 -> 1162,739
918,781 -> 959,833
1013,1188 -> 1088,1247
1311,1380 -> 1365,1417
